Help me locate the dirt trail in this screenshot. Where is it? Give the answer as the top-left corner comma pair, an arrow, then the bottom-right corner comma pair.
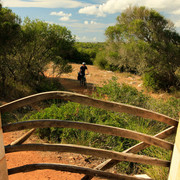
59,63 -> 143,95
3,63 -> 169,180
4,130 -> 105,180
55,63 -> 169,99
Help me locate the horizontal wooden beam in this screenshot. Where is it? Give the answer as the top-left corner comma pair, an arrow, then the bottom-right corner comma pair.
2,120 -> 174,150
0,91 -> 178,126
8,163 -> 151,180
5,143 -> 170,167
82,126 -> 176,180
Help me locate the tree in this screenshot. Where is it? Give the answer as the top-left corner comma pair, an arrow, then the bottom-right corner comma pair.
0,4 -> 75,98
47,23 -> 75,61
10,18 -> 74,88
0,5 -> 22,95
73,42 -> 105,65
105,6 -> 180,90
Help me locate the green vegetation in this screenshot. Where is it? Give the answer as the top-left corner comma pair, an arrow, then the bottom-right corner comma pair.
72,42 -> 105,65
22,78 -> 179,179
1,3 -> 179,96
94,6 -> 180,91
1,4 -> 180,179
0,5 -> 75,99
0,3 -> 105,99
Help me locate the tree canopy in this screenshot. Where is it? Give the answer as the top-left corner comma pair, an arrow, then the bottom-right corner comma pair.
0,4 -> 75,98
0,6 -> 22,96
103,6 -> 180,90
15,18 -> 74,86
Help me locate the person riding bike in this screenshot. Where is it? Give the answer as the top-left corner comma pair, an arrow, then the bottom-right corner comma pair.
79,62 -> 89,78
79,62 -> 89,86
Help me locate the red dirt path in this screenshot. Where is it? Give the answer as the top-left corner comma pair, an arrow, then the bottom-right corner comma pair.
4,130 -> 104,180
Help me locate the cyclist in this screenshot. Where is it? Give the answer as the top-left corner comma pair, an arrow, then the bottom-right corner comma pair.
78,62 -> 89,86
79,62 -> 89,78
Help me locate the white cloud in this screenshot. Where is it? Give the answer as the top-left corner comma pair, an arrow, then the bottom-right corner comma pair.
82,36 -> 87,40
90,21 -> 97,24
79,0 -> 180,17
84,21 -> 89,25
50,11 -> 72,21
2,0 -> 89,8
172,9 -> 180,15
50,11 -> 70,17
60,21 -> 113,33
59,16 -> 70,21
79,5 -> 106,17
84,20 -> 97,25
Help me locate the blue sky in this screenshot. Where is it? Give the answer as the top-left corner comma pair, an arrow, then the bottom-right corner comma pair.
1,0 -> 180,42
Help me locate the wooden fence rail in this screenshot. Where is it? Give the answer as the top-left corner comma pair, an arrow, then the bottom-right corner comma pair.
8,163 -> 152,180
5,143 -> 170,167
0,91 -> 178,126
82,126 -> 176,180
0,91 -> 178,179
2,120 -> 174,150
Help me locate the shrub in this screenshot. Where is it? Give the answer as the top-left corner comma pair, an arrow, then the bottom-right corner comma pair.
94,51 -> 108,69
23,102 -> 137,149
95,77 -> 149,108
94,51 -> 120,71
35,77 -> 64,93
143,70 -> 163,91
143,69 -> 180,92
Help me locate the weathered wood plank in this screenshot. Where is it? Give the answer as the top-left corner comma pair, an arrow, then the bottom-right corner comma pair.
10,129 -> 36,146
0,112 -> 8,180
8,163 -> 152,180
124,126 -> 176,154
2,120 -> 174,150
82,126 -> 176,180
0,91 -> 178,126
5,143 -> 170,167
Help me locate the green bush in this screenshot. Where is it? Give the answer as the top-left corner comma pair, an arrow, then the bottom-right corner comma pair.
23,102 -> 137,150
94,51 -> 120,71
95,77 -> 149,108
143,69 -> 179,92
143,70 -> 163,91
35,77 -> 64,93
147,97 -> 180,120
72,42 -> 105,65
94,51 -> 108,69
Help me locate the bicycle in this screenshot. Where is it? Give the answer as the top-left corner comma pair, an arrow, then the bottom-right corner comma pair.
80,75 -> 87,87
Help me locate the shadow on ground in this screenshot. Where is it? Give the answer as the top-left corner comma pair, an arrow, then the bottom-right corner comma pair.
60,78 -> 95,95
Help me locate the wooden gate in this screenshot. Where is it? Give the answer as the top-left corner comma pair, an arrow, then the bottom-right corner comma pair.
0,91 -> 178,180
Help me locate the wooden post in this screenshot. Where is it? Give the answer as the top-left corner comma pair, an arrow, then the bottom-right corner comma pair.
168,117 -> 180,180
0,112 -> 8,180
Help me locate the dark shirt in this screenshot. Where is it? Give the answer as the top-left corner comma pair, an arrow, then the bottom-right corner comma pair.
80,65 -> 87,76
